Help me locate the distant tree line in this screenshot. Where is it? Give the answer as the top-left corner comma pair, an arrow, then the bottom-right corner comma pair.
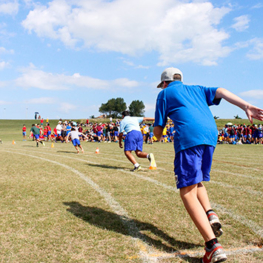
99,98 -> 145,118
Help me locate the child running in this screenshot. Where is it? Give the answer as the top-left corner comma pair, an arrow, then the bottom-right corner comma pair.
66,127 -> 88,154
153,67 -> 263,263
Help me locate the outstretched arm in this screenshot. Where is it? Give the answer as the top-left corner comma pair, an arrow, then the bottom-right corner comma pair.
215,88 -> 263,123
143,117 -> 155,122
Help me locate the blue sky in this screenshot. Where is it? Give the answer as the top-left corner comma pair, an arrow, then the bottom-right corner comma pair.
0,0 -> 262,120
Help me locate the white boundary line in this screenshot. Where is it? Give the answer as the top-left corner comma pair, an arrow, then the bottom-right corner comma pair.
1,150 -> 156,263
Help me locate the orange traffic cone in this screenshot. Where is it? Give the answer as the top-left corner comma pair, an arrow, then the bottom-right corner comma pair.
12,140 -> 16,145
51,143 -> 54,148
95,147 -> 100,154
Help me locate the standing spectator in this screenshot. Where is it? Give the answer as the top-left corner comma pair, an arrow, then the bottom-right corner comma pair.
43,124 -> 48,141
22,124 -> 27,141
56,121 -> 63,138
47,123 -> 52,141
148,124 -> 154,144
153,67 -> 263,263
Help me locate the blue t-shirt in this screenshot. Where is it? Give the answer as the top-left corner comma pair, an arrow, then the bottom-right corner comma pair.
120,116 -> 144,134
154,81 -> 221,153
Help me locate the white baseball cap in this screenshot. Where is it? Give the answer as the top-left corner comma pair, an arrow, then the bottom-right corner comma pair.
157,67 -> 183,88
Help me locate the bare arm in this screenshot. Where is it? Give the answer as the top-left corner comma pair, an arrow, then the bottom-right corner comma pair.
143,117 -> 155,122
215,88 -> 263,123
153,126 -> 163,141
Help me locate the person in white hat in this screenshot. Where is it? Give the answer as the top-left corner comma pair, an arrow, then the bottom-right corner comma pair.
153,67 -> 263,263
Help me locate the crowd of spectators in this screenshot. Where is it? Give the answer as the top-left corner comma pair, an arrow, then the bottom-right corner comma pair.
218,123 -> 263,145
25,119 -> 263,146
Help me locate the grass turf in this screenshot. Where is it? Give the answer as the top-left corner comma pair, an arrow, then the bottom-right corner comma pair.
0,120 -> 262,262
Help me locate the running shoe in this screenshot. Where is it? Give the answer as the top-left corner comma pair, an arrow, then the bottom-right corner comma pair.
207,211 -> 223,237
202,243 -> 227,263
42,142 -> 45,146
148,153 -> 156,168
131,165 -> 141,172
148,153 -> 155,162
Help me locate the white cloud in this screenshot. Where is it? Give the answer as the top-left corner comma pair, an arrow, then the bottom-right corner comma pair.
15,64 -> 139,90
0,0 -> 19,15
240,90 -> 263,99
22,0 -> 231,66
25,97 -> 56,104
58,102 -> 76,114
246,38 -> 263,60
251,3 -> 263,9
0,61 -> 8,70
0,47 -> 14,54
231,15 -> 250,32
0,100 -> 10,105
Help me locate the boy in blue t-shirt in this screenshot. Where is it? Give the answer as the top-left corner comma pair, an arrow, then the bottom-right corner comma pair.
154,67 -> 263,263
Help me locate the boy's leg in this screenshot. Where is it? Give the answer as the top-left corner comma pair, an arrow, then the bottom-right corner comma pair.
180,184 -> 215,242
79,145 -> 84,153
74,145 -> 79,153
197,182 -> 211,212
125,151 -> 137,164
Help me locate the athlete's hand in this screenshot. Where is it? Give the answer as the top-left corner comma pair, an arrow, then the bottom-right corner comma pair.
245,105 -> 263,123
119,141 -> 123,148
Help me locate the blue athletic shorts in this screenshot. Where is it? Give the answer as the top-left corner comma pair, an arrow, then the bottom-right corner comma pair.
149,132 -> 154,138
124,130 -> 143,152
174,145 -> 215,189
34,134 -> 40,139
23,132 -> 26,136
72,138 -> 80,146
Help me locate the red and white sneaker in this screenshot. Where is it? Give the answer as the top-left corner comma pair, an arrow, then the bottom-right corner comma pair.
202,243 -> 227,263
207,211 -> 223,237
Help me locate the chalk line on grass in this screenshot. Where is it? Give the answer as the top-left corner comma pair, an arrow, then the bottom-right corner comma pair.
212,169 -> 263,181
127,245 -> 263,260
1,150 -> 157,263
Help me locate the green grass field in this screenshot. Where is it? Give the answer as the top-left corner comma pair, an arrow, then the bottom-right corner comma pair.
0,120 -> 262,262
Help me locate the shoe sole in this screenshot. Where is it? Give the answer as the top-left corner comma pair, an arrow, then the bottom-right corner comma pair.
211,222 -> 223,237
202,255 -> 227,263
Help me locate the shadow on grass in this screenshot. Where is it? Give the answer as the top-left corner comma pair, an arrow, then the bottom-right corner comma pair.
22,145 -> 35,147
56,150 -> 77,154
63,202 -> 201,262
86,163 -> 143,171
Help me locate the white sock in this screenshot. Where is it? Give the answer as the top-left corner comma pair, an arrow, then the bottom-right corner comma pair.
147,154 -> 150,159
134,163 -> 140,168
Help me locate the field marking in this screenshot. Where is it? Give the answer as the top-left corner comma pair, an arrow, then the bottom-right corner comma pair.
3,148 -> 263,258
0,150 -> 157,263
212,169 -> 263,181
210,180 -> 263,197
127,245 -> 263,260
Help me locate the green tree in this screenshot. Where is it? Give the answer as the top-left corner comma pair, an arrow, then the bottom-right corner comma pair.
129,100 -> 145,116
99,98 -> 127,117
